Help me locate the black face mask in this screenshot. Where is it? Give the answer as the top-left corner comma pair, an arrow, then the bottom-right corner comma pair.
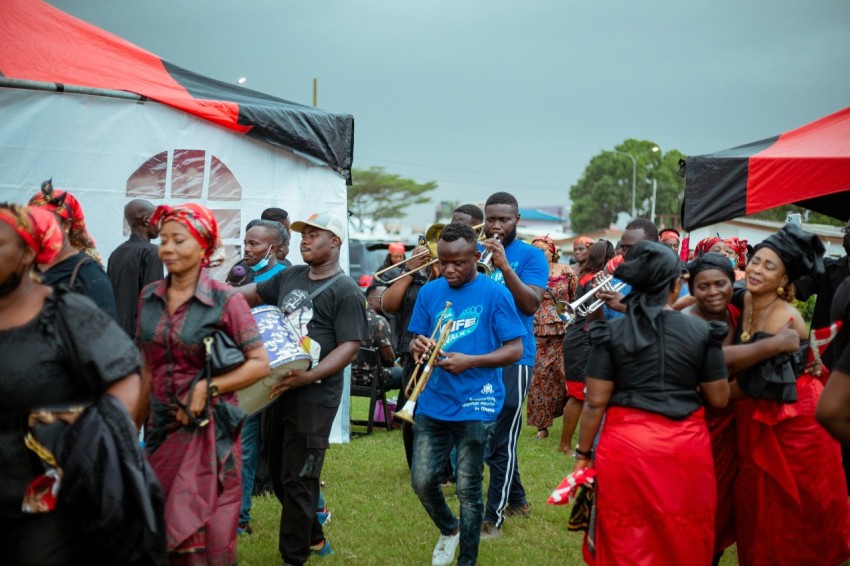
0,270 -> 23,299
843,232 -> 850,257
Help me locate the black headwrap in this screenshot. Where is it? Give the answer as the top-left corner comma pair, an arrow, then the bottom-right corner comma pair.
753,223 -> 825,282
686,252 -> 735,295
613,240 -> 684,353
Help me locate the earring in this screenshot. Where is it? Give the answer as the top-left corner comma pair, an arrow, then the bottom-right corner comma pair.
777,286 -> 784,296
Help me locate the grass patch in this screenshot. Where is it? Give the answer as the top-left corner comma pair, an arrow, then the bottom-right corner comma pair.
237,397 -> 737,565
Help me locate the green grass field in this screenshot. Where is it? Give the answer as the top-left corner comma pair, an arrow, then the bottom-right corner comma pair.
237,397 -> 738,565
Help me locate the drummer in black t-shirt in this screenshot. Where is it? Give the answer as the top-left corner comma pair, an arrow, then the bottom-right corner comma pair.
237,212 -> 369,565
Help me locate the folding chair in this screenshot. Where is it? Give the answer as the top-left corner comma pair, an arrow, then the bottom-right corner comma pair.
349,346 -> 391,434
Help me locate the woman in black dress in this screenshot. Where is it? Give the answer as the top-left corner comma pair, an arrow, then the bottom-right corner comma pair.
0,203 -> 145,565
558,240 -> 613,454
573,241 -> 730,565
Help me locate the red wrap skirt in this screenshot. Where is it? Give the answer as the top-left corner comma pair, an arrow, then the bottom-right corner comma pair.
706,404 -> 737,553
734,374 -> 850,566
588,406 -> 716,566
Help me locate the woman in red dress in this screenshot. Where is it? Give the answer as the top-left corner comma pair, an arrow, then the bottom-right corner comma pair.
527,235 -> 576,439
574,241 -> 730,565
731,224 -> 850,566
137,204 -> 269,565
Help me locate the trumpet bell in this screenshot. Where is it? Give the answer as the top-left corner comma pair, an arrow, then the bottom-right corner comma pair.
476,262 -> 492,276
393,400 -> 416,424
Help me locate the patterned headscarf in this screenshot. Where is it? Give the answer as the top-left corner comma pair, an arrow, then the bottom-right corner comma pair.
28,179 -> 101,264
150,203 -> 222,267
573,236 -> 594,249
694,236 -> 722,257
533,235 -> 558,259
605,254 -> 625,275
724,237 -> 749,269
0,204 -> 64,264
660,229 -> 681,246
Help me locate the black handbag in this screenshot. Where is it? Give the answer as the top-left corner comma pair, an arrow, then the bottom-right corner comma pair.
207,329 -> 245,376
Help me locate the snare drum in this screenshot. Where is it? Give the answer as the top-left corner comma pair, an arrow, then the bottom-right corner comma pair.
238,305 -> 312,416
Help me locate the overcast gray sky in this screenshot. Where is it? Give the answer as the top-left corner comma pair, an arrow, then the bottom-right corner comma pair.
49,0 -> 850,224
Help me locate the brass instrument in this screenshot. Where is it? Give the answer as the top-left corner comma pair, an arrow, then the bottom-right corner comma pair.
556,273 -> 624,325
375,222 -> 487,285
477,233 -> 500,276
394,301 -> 453,424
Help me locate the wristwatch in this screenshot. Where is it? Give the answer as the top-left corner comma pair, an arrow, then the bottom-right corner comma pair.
209,381 -> 220,398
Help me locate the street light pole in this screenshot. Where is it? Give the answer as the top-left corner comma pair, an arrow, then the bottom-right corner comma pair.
613,150 -> 637,219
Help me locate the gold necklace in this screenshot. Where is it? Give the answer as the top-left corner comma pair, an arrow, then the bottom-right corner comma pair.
741,297 -> 779,342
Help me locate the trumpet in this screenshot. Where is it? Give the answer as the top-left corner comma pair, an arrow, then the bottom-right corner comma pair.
394,301 -> 453,424
477,233 -> 501,276
556,273 -> 624,325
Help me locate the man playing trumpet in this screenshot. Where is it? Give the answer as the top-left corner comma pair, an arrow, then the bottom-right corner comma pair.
408,223 -> 524,566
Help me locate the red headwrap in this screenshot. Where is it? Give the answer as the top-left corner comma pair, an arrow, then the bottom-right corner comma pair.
694,236 -> 722,257
28,179 -> 101,264
150,203 -> 221,267
606,254 -> 625,275
532,235 -> 557,255
388,242 -> 405,254
660,229 -> 681,245
0,204 -> 64,264
724,237 -> 749,269
573,236 -> 593,249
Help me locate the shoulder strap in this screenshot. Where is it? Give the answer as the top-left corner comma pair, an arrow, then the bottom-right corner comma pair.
69,254 -> 93,289
308,271 -> 346,302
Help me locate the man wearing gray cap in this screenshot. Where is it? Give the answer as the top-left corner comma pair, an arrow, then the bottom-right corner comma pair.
238,212 -> 369,566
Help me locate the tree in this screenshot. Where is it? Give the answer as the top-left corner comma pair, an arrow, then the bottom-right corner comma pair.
348,166 -> 437,231
749,206 -> 844,227
569,139 -> 686,234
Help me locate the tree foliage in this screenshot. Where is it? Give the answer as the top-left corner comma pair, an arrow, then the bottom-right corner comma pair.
569,139 -> 686,233
348,166 -> 437,231
749,206 -> 844,227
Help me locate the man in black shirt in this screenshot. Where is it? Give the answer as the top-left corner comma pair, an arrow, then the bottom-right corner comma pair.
107,199 -> 163,336
238,212 -> 368,566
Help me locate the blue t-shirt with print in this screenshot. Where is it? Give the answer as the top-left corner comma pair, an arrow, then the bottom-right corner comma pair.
254,262 -> 286,283
408,275 -> 525,422
487,239 -> 548,366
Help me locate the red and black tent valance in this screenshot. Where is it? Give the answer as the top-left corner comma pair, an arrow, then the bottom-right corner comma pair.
0,0 -> 353,180
681,105 -> 850,231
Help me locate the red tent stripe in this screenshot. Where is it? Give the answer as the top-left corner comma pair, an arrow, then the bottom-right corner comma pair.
746,106 -> 850,214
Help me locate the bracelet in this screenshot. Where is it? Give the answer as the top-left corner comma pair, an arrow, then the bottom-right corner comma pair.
575,447 -> 593,460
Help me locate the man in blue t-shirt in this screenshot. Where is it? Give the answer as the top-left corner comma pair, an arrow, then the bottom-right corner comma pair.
408,223 -> 524,566
478,192 -> 548,538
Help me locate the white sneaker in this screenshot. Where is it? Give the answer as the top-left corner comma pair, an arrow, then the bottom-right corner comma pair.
431,531 -> 460,566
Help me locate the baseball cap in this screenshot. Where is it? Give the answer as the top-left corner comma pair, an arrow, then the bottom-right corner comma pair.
290,212 -> 345,240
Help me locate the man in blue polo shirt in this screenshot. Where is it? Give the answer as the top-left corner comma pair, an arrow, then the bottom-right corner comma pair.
479,192 -> 548,539
408,222 -> 524,566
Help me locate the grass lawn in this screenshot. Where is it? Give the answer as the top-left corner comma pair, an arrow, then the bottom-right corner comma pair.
237,397 -> 738,565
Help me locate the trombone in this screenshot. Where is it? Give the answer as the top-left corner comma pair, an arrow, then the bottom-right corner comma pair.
394,301 -> 453,424
374,222 -> 488,285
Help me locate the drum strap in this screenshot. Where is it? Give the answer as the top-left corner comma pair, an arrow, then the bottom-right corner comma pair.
284,271 -> 345,315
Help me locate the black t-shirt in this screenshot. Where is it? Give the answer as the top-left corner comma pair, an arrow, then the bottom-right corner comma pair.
107,234 -> 164,337
257,265 -> 369,405
0,289 -> 139,516
42,253 -> 117,320
586,311 -> 728,420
